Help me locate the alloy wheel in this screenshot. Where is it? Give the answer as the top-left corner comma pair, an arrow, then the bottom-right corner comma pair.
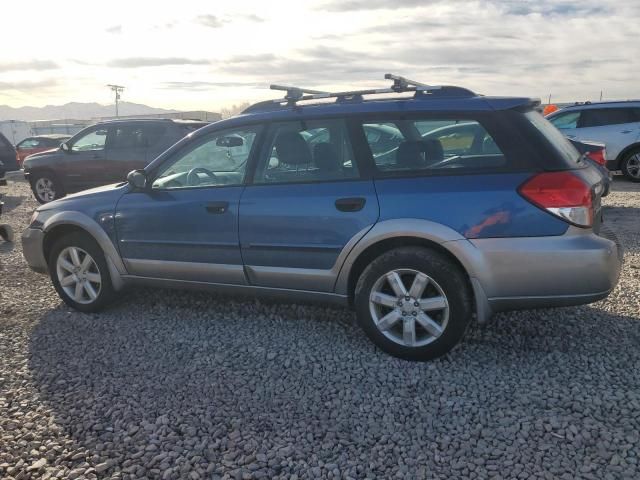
369,268 -> 449,347
35,178 -> 56,202
627,153 -> 640,179
55,246 -> 102,304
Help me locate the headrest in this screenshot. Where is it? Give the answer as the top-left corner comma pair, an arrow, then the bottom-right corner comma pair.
275,131 -> 312,165
313,142 -> 341,172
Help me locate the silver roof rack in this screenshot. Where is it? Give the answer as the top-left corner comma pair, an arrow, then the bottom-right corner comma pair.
243,74 -> 475,113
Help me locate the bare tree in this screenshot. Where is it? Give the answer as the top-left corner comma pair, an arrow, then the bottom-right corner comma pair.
220,102 -> 251,119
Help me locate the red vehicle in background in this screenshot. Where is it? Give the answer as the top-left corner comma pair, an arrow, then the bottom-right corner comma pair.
16,135 -> 70,167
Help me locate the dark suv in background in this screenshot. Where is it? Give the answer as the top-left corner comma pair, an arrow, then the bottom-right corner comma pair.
0,133 -> 19,185
23,118 -> 207,203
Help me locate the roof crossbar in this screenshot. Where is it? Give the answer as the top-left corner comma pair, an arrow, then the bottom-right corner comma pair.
270,84 -> 330,102
242,74 -> 475,113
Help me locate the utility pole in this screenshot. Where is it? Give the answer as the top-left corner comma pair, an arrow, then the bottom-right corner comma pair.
107,84 -> 125,117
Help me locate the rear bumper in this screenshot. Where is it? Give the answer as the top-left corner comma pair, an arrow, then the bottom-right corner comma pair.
21,227 -> 48,274
606,159 -> 620,171
448,227 -> 623,319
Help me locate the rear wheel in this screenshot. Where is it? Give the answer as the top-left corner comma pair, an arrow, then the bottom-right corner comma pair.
621,148 -> 640,182
32,172 -> 64,204
354,247 -> 472,361
48,232 -> 116,312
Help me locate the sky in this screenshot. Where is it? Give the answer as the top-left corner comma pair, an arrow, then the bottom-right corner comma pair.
1,0 -> 638,111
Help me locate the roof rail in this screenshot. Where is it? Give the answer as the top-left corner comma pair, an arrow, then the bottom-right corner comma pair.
242,74 -> 476,114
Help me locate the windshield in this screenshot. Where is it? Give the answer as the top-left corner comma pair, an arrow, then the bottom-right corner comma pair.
524,110 -> 581,164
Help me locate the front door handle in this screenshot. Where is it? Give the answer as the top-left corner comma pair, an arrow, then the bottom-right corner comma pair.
335,197 -> 366,212
205,201 -> 229,214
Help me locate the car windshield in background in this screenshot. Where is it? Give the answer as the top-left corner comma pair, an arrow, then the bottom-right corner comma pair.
525,110 -> 581,164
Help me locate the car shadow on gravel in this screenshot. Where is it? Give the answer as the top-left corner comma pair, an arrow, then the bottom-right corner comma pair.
26,288 -> 640,477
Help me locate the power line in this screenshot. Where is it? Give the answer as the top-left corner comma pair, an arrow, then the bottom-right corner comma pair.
107,84 -> 125,117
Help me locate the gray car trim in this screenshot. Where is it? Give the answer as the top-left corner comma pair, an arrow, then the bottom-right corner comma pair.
122,275 -> 349,306
245,265 -> 336,292
123,258 -> 247,285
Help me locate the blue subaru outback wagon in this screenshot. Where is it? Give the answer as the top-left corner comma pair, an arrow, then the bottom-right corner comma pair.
22,75 -> 622,360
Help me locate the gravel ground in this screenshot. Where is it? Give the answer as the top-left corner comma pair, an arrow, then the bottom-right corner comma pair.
0,174 -> 639,480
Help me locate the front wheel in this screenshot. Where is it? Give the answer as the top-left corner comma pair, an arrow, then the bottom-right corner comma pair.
621,148 -> 640,182
48,232 -> 116,312
354,247 -> 472,361
32,173 -> 64,204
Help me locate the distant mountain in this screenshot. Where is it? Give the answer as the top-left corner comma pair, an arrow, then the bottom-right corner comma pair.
0,102 -> 178,121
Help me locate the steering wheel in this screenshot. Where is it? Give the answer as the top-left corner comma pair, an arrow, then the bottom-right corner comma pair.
186,167 -> 217,186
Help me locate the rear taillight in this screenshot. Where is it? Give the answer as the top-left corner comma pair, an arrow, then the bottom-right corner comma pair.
587,148 -> 606,166
519,171 -> 593,227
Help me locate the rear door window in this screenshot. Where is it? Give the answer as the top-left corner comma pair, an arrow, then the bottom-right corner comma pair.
253,119 -> 359,184
579,108 -> 638,128
361,118 -> 507,174
108,125 -> 146,150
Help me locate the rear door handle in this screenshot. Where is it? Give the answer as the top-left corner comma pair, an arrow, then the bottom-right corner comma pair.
335,197 -> 366,212
205,201 -> 229,214
621,130 -> 633,134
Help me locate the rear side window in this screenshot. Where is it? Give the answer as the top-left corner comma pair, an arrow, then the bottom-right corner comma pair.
580,108 -> 638,128
524,111 -> 580,164
362,118 -> 507,174
109,125 -> 146,150
253,119 -> 359,184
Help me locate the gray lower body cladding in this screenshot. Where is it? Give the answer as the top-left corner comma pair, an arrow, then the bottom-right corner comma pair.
22,225 -> 622,321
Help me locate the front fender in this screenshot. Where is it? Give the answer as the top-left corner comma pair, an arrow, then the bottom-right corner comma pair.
42,211 -> 126,290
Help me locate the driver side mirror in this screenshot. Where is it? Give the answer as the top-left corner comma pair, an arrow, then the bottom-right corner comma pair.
127,169 -> 147,190
60,142 -> 70,152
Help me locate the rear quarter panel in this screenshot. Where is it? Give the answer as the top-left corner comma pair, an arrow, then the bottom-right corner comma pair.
374,173 -> 569,238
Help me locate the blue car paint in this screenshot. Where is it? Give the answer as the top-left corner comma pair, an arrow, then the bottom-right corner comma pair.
115,186 -> 244,265
239,180 -> 379,270
36,183 -> 126,247
374,174 -> 569,238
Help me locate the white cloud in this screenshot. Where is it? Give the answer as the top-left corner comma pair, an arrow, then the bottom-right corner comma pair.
0,0 -> 637,110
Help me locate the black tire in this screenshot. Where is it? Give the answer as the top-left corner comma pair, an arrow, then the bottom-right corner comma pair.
48,232 -> 116,312
31,171 -> 64,204
354,247 -> 472,361
621,148 -> 640,182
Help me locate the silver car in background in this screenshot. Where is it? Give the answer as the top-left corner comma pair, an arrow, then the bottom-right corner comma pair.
547,101 -> 640,181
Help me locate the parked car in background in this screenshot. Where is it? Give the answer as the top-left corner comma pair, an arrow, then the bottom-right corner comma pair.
16,134 -> 71,167
0,194 -> 14,242
569,139 -> 611,196
21,76 -> 621,361
0,132 -> 19,185
546,101 -> 640,181
22,118 -> 208,203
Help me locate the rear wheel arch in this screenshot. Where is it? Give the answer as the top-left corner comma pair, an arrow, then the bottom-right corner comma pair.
616,142 -> 640,166
346,236 -> 473,306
